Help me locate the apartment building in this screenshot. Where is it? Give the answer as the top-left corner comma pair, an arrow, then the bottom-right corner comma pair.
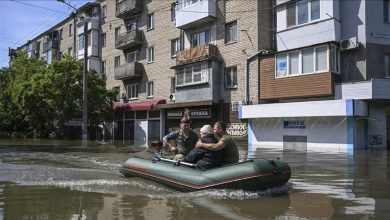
9,3 -> 101,74
101,0 -> 272,146
241,0 -> 390,154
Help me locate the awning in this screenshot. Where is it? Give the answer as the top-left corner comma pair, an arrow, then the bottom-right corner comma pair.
114,99 -> 166,111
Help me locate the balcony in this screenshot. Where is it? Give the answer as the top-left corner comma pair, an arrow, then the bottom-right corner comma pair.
116,0 -> 143,18
42,39 -> 59,52
176,44 -> 219,65
8,48 -> 17,57
115,29 -> 143,50
114,62 -> 143,80
175,0 -> 217,29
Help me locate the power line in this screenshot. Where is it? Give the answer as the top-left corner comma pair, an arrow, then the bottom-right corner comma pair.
9,0 -> 68,14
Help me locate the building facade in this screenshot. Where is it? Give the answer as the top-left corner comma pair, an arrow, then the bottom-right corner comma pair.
99,0 -> 272,146
241,0 -> 390,154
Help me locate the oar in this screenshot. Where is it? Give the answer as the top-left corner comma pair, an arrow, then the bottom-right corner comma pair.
158,157 -> 197,168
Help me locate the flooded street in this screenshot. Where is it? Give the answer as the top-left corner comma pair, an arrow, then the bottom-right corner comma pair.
1,138 -> 389,219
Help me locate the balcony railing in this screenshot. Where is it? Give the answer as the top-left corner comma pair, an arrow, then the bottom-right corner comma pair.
42,39 -> 59,52
116,0 -> 143,18
114,62 -> 143,80
176,44 -> 219,64
115,29 -> 143,50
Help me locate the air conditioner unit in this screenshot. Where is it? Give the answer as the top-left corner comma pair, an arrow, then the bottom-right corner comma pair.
231,101 -> 243,112
340,37 -> 359,51
169,93 -> 175,102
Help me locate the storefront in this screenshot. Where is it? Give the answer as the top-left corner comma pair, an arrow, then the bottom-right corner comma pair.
112,99 -> 166,146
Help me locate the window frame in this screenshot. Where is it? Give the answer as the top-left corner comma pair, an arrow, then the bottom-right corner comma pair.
175,61 -> 209,87
191,30 -> 210,47
275,45 -> 329,78
225,21 -> 238,44
114,56 -> 121,67
385,54 -> 390,78
127,84 -> 138,100
225,66 -> 238,88
147,47 -> 154,63
286,0 -> 321,28
385,0 -> 390,23
101,33 -> 106,47
147,13 -> 155,30
171,38 -> 180,57
115,27 -> 121,37
102,5 -> 107,18
146,81 -> 154,98
127,51 -> 138,63
101,60 -> 106,74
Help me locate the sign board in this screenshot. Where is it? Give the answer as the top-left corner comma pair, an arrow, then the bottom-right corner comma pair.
167,109 -> 211,119
369,135 -> 382,145
227,123 -> 247,137
283,120 -> 305,129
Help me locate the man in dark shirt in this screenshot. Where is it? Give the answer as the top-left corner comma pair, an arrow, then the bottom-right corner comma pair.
196,121 -> 239,165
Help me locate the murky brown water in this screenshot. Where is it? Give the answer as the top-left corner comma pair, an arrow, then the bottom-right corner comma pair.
0,138 -> 389,219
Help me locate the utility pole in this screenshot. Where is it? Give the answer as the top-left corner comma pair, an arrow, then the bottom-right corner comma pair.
57,0 -> 88,140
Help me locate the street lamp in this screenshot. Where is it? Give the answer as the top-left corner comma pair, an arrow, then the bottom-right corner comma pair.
57,0 -> 89,140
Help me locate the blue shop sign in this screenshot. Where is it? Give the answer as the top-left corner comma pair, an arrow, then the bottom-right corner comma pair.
283,120 -> 305,129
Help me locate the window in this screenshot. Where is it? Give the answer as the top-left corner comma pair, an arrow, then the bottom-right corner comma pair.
302,48 -> 314,74
127,19 -> 138,31
225,21 -> 237,43
147,47 -> 154,63
171,77 -> 176,93
127,51 -> 137,63
331,45 -> 340,73
101,33 -> 106,47
69,24 -> 72,36
176,61 -> 209,86
68,47 -> 72,55
385,54 -> 390,78
115,27 -> 121,37
102,5 -> 107,18
127,84 -> 138,99
286,0 -> 320,27
171,3 -> 176,21
101,60 -> 106,74
44,50 -> 52,64
289,51 -> 300,75
191,30 -> 209,47
146,81 -> 154,97
385,0 -> 390,23
147,13 -> 154,30
275,45 -> 329,78
79,34 -> 84,50
171,38 -> 180,57
114,56 -> 120,67
276,54 -> 288,77
59,29 -> 63,39
226,66 -> 237,88
315,46 -> 327,71
177,0 -> 205,10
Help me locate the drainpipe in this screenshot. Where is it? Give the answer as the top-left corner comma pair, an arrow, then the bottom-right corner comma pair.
245,50 -> 269,104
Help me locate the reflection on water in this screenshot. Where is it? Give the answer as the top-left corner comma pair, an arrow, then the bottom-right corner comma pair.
0,139 -> 390,219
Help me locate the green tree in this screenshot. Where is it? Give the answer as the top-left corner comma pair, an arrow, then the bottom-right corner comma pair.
0,52 -> 117,138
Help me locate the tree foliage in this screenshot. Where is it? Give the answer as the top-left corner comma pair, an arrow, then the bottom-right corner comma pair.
0,52 -> 117,138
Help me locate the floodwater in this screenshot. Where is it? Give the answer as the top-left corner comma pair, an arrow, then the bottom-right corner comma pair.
0,138 -> 389,220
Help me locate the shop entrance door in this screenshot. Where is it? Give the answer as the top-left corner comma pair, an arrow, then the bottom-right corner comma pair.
134,120 -> 148,147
